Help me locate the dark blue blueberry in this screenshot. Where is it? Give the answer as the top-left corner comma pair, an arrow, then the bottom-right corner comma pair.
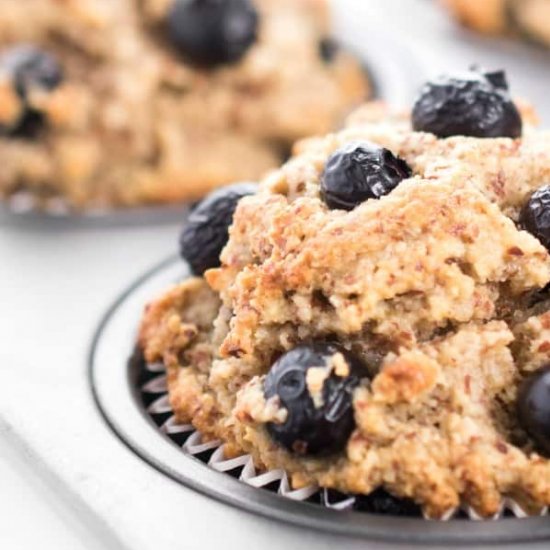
354,489 -> 422,517
0,45 -> 63,137
320,141 -> 412,210
520,185 -> 550,251
319,37 -> 339,63
167,0 -> 259,67
412,69 -> 522,139
264,342 -> 368,456
517,365 -> 550,455
179,183 -> 257,275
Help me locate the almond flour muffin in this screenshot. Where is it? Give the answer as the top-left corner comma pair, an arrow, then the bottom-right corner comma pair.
139,69 -> 550,518
0,0 -> 368,209
442,0 -> 550,47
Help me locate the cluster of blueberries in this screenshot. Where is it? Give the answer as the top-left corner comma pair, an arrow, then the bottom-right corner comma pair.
179,67 -> 550,464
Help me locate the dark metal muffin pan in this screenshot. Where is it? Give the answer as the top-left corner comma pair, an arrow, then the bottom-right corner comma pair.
89,256 -> 550,546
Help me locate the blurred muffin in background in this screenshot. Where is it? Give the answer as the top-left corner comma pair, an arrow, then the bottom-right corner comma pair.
442,0 -> 550,47
0,0 -> 369,210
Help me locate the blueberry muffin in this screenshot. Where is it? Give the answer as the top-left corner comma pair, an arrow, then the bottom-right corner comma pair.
139,69 -> 550,518
0,0 -> 368,210
442,0 -> 550,47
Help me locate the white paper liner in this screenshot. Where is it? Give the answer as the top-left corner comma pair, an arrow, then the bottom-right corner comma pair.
141,361 -> 549,520
5,191 -> 77,216
2,190 -> 189,220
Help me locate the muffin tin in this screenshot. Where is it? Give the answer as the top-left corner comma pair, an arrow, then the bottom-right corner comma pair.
90,256 -> 550,546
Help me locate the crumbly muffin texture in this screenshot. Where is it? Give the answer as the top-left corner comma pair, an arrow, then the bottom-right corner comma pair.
442,0 -> 550,47
0,0 -> 368,209
140,104 -> 550,518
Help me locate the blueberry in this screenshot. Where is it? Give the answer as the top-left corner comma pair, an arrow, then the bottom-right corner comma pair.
519,185 -> 550,251
167,0 -> 259,67
0,45 -> 63,137
517,365 -> 550,455
319,37 -> 339,63
1,45 -> 63,97
412,69 -> 522,139
354,489 -> 422,517
179,183 -> 257,275
320,141 -> 412,211
264,342 -> 367,456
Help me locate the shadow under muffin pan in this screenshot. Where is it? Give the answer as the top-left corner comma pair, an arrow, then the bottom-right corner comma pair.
0,28 -> 421,224
90,256 -> 550,546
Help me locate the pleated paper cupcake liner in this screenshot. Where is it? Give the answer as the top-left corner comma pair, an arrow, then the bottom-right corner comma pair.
1,189 -> 192,227
4,191 -> 73,216
141,361 -> 548,521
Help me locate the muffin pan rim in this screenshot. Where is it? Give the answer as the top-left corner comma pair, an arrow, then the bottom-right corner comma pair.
89,255 -> 550,544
